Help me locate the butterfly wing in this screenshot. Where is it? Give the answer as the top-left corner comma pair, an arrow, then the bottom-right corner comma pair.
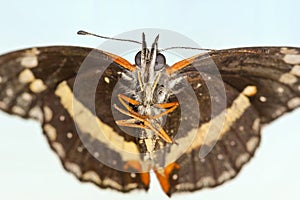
0,46 -> 150,192
162,47 -> 300,195
1,46 -> 300,196
207,47 -> 300,123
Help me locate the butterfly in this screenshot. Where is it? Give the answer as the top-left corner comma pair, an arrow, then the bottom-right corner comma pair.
0,31 -> 299,196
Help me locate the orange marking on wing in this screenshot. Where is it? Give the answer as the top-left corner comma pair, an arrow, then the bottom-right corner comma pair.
154,163 -> 180,196
123,160 -> 150,188
166,56 -> 197,75
165,162 -> 180,176
105,52 -> 136,71
140,172 -> 150,188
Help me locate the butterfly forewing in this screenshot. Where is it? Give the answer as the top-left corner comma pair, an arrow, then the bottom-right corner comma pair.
196,47 -> 300,123
0,47 -> 93,119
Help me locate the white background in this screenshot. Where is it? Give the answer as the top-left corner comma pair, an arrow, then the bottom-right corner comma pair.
0,0 -> 299,199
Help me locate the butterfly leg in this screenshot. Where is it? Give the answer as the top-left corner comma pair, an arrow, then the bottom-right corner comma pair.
113,104 -> 173,143
117,93 -> 141,114
151,102 -> 179,119
115,118 -> 149,129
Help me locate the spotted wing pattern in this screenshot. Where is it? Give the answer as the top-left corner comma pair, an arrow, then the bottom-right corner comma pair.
0,46 -> 149,192
163,47 -> 300,195
0,46 -> 300,196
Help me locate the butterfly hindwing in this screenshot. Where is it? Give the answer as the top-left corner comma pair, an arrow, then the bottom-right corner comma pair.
43,80 -> 149,192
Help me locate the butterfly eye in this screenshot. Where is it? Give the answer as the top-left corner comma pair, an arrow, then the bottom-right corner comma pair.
154,53 -> 166,71
134,51 -> 142,67
135,51 -> 166,70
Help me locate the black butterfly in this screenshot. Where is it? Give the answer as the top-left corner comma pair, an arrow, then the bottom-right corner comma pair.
0,34 -> 299,196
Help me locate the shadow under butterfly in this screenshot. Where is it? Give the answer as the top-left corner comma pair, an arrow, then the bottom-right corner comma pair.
0,31 -> 299,197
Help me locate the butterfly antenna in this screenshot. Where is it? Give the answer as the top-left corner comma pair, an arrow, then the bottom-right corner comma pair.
160,46 -> 215,52
77,30 -> 142,45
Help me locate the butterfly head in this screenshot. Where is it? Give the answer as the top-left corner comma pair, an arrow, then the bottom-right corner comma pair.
133,34 -> 168,110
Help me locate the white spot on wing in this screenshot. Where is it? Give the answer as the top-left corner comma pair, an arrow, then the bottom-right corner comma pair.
252,118 -> 260,132
246,137 -> 259,152
176,183 -> 195,190
30,79 -> 47,93
104,77 -> 110,84
172,174 -> 178,180
67,132 -> 73,139
235,153 -> 250,167
12,106 -> 26,116
59,115 -> 65,121
52,142 -> 66,158
43,106 -> 53,122
21,92 -> 32,102
283,54 -> 300,65
82,171 -> 101,184
16,94 -> 31,109
125,183 -> 138,190
18,69 -> 35,83
277,87 -> 284,93
197,176 -> 215,187
280,48 -> 298,55
130,173 -> 136,178
287,97 -> 300,109
239,126 -> 244,131
65,162 -> 82,177
291,65 -> 300,76
279,73 -> 298,85
103,178 -> 122,190
259,96 -> 267,102
6,88 -> 13,97
20,56 -> 38,68
29,106 -> 43,122
217,170 -> 235,183
44,124 -> 57,141
93,152 -> 99,158
195,83 -> 202,89
230,140 -> 236,146
77,146 -> 83,152
242,85 -> 257,97
217,154 -> 224,160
